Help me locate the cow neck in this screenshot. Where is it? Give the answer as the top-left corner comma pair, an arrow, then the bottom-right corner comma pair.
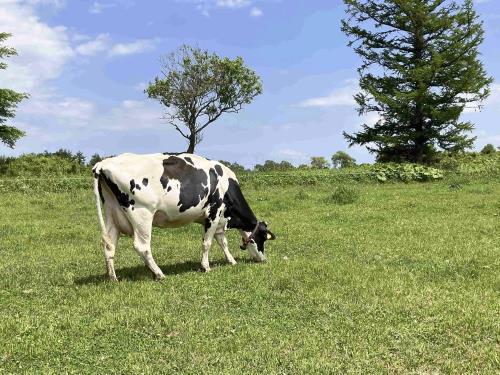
223,178 -> 258,232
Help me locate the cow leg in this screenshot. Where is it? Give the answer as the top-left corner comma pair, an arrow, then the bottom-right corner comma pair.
104,223 -> 119,281
215,231 -> 237,266
130,209 -> 165,280
201,224 -> 218,272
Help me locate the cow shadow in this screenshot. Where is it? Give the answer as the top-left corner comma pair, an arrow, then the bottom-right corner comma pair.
74,257 -> 253,285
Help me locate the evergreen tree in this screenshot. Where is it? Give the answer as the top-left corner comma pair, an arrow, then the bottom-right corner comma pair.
0,33 -> 28,148
341,0 -> 492,163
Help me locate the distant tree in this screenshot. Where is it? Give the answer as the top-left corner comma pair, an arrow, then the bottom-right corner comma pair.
146,45 -> 262,153
218,160 -> 247,173
0,33 -> 28,148
89,153 -> 104,167
342,0 -> 493,163
331,151 -> 356,168
480,144 -> 496,154
254,160 -> 295,172
75,151 -> 86,166
310,156 -> 329,169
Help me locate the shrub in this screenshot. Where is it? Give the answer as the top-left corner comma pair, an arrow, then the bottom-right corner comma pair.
480,144 -> 496,155
326,185 -> 360,205
4,154 -> 86,177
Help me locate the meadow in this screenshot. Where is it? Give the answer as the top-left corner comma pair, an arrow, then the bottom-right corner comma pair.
0,175 -> 499,373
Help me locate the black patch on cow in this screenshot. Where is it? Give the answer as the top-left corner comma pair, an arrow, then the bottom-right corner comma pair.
162,151 -> 183,155
223,178 -> 257,231
96,177 -> 105,203
130,179 -> 136,195
204,218 -> 212,232
184,156 -> 194,165
142,178 -> 148,186
167,186 -> 172,192
100,172 -> 135,208
160,156 -> 209,212
215,164 -> 223,176
135,184 -> 141,191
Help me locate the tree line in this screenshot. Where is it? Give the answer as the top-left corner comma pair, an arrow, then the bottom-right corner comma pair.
1,0 -> 494,165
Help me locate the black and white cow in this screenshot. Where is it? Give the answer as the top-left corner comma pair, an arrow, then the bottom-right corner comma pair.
92,153 -> 276,281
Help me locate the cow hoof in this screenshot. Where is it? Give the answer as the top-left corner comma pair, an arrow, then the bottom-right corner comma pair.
109,276 -> 119,282
229,260 -> 237,266
154,274 -> 166,281
200,267 -> 211,273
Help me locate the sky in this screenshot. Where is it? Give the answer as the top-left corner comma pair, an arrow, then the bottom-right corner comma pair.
1,0 -> 499,167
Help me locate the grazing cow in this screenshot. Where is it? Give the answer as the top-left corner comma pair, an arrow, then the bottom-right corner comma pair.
92,153 -> 276,281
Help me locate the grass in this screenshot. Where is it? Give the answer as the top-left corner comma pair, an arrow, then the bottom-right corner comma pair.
0,179 -> 499,373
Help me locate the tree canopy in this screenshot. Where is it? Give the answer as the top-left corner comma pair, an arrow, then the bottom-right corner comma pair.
342,0 -> 492,163
147,45 -> 262,153
0,33 -> 28,148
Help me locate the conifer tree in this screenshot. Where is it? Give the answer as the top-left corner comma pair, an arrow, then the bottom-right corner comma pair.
0,33 -> 27,148
342,0 -> 492,163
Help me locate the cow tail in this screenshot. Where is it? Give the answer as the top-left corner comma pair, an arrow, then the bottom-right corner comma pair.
92,164 -> 113,250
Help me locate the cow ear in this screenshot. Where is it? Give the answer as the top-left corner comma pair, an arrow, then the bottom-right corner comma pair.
266,231 -> 276,240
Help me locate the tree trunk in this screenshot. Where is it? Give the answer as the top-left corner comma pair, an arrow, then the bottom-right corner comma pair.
186,133 -> 196,154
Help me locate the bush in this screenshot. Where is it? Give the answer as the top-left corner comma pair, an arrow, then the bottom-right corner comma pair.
480,144 -> 496,155
3,154 -> 87,177
326,185 -> 360,205
370,163 -> 443,182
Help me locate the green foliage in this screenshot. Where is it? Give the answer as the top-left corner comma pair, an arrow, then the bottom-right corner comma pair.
0,33 -> 28,148
147,45 -> 262,153
435,151 -> 500,176
0,150 -> 89,177
325,185 -> 360,204
370,163 -> 444,183
342,0 -> 493,163
331,151 -> 356,168
4,154 -> 86,177
254,160 -> 294,172
480,144 -> 496,154
310,156 -> 329,169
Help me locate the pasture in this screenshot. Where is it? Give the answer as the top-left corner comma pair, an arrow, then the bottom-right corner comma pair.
0,178 -> 499,373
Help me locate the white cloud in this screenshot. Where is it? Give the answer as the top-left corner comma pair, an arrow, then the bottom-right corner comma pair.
22,95 -> 95,122
97,100 -> 161,130
180,0 -> 256,16
0,0 -> 73,92
108,39 -> 159,56
26,0 -> 66,8
273,148 -> 309,164
216,0 -> 250,8
75,33 -> 110,56
299,79 -> 358,108
249,7 -> 262,17
89,1 -> 116,14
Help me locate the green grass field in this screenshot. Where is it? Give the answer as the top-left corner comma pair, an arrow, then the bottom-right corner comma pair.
0,180 -> 499,373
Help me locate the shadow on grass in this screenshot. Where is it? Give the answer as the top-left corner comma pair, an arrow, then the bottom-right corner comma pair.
75,257 -> 254,285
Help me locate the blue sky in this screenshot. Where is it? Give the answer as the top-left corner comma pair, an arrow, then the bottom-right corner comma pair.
1,0 -> 499,167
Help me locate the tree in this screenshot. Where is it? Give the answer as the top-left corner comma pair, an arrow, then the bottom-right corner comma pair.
342,0 -> 492,163
331,151 -> 357,168
310,156 -> 329,169
0,33 -> 28,148
480,144 -> 496,154
147,45 -> 262,153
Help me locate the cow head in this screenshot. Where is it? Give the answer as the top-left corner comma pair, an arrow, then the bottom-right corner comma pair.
241,221 -> 276,262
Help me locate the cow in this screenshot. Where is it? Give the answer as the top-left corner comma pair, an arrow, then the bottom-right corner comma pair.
92,152 -> 276,281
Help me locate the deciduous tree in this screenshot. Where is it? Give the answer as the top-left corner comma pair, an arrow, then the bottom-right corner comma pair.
147,45 -> 262,153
